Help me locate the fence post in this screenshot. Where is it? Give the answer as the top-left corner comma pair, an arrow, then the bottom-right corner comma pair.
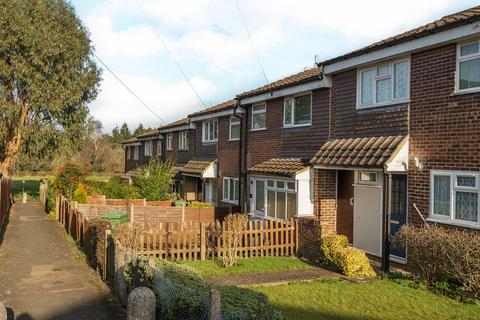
208,289 -> 221,320
129,204 -> 135,225
55,194 -> 60,220
200,223 -> 206,260
143,198 -> 147,206
181,204 -> 186,230
104,229 -> 112,281
294,218 -> 299,255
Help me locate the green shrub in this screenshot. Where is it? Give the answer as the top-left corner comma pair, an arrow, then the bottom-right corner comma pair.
320,235 -> 376,278
52,163 -> 87,199
134,159 -> 176,201
72,183 -> 88,204
189,201 -> 213,208
124,257 -> 155,290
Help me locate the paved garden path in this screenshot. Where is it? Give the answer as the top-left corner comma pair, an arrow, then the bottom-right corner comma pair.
205,267 -> 340,287
0,202 -> 125,320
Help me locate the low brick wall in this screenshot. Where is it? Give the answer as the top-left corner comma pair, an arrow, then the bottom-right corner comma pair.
296,217 -> 323,261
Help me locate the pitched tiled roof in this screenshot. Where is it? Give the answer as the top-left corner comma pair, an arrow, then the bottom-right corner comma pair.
248,158 -> 310,176
159,117 -> 189,130
189,99 -> 236,118
180,159 -> 216,175
136,129 -> 160,139
122,137 -> 138,144
320,5 -> 480,66
237,67 -> 323,99
311,136 -> 406,168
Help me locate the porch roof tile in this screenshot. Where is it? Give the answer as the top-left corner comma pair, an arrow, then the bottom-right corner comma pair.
248,158 -> 310,176
310,135 -> 406,168
180,159 -> 216,175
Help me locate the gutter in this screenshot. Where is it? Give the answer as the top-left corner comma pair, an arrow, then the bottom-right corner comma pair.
233,100 -> 244,212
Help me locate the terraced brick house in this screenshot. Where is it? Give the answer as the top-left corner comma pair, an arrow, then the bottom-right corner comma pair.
122,130 -> 163,173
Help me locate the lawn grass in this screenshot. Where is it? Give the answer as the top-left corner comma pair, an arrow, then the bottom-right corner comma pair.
254,278 -> 480,320
176,256 -> 315,277
12,176 -> 47,201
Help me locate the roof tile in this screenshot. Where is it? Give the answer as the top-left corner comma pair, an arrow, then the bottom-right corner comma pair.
248,158 -> 310,176
180,159 -> 216,175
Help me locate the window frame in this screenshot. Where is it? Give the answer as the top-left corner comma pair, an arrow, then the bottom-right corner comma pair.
456,40 -> 480,94
178,131 -> 189,150
357,57 -> 410,109
252,177 -> 297,220
430,170 -> 480,228
144,140 -> 152,157
202,119 -> 218,143
229,116 -> 241,141
166,133 -> 173,151
223,177 -> 239,204
157,140 -> 162,156
251,103 -> 267,131
127,146 -> 131,159
283,92 -> 312,128
133,145 -> 139,160
358,171 -> 378,185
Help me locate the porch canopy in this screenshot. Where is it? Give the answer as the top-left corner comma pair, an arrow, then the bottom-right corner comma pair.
248,157 -> 310,177
180,159 -> 217,178
310,135 -> 408,171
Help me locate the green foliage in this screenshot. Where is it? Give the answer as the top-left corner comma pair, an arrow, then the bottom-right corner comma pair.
320,235 -> 376,278
84,176 -> 139,200
51,163 -> 87,199
0,0 -> 101,172
124,257 -> 155,290
133,159 -> 175,201
188,201 -> 213,208
72,183 -> 88,204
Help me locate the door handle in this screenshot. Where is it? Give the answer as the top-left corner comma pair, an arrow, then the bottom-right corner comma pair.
349,197 -> 354,206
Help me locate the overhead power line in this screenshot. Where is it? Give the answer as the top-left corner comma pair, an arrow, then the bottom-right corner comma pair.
234,0 -> 269,84
92,51 -> 167,125
134,0 -> 207,108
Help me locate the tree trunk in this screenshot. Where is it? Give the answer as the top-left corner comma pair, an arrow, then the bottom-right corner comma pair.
0,104 -> 29,175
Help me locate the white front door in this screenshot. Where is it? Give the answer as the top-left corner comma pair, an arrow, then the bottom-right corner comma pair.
353,184 -> 383,256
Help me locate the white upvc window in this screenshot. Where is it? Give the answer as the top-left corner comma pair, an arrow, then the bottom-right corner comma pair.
157,140 -> 162,156
229,116 -> 240,141
178,131 -> 189,150
283,93 -> 312,127
202,119 -> 218,142
430,170 -> 480,228
166,133 -> 173,150
223,177 -> 239,204
456,40 -> 480,93
144,141 -> 152,156
253,178 -> 296,220
251,104 -> 266,130
357,58 -> 410,109
127,147 -> 131,159
133,145 -> 139,160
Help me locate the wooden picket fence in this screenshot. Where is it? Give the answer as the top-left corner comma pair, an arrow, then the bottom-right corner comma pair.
0,177 -> 13,231
115,218 -> 298,260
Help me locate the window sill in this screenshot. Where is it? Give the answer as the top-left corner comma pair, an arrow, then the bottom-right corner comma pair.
228,138 -> 240,142
282,123 -> 312,129
426,218 -> 480,230
451,88 -> 480,96
356,99 -> 410,111
202,141 -> 218,144
250,128 -> 266,132
222,199 -> 239,205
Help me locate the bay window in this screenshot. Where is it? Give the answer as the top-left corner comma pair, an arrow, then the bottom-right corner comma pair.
253,178 -> 296,220
284,93 -> 312,127
229,116 -> 240,141
166,133 -> 173,150
144,141 -> 152,156
179,131 -> 189,150
251,104 -> 266,130
357,58 -> 409,109
430,171 -> 480,227
203,119 -> 218,142
457,41 -> 480,92
223,177 -> 239,204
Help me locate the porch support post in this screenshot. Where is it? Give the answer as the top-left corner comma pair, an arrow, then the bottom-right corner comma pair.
381,172 -> 391,273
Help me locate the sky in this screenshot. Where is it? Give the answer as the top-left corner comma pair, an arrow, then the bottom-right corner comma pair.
69,0 -> 479,132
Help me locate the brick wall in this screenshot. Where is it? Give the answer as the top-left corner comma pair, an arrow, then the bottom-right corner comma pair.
409,43 -> 480,225
313,169 -> 337,236
194,122 -> 218,157
331,69 -> 408,139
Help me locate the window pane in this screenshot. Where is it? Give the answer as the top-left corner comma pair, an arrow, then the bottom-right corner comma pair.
276,181 -> 285,189
267,190 -> 276,218
284,99 -> 293,125
255,180 -> 265,212
252,113 -> 266,129
455,191 -> 478,222
204,124 -> 209,140
213,121 -> 218,139
267,180 -> 274,187
223,179 -> 229,199
234,180 -> 239,201
361,70 -> 373,105
457,176 -> 476,188
459,59 -> 480,90
377,64 -> 390,76
376,78 -> 391,103
209,122 -> 214,140
394,61 -> 408,99
360,171 -> 377,182
460,43 -> 479,56
287,182 -> 295,191
294,94 -> 311,125
433,175 -> 450,216
287,192 -> 296,219
229,179 -> 234,201
253,105 -> 265,112
277,191 -> 286,219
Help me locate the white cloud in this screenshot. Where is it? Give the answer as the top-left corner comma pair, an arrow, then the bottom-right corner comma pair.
89,72 -> 216,131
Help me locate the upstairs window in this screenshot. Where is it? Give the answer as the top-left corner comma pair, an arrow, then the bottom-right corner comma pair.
127,147 -> 131,159
251,104 -> 266,130
202,120 -> 218,142
229,116 -> 240,141
357,58 -> 409,109
457,41 -> 480,92
144,141 -> 152,156
179,131 -> 189,150
284,93 -> 312,127
157,140 -> 162,156
166,133 -> 173,150
133,145 -> 139,160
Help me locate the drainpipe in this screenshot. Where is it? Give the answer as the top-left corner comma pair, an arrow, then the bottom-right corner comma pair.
381,169 -> 391,273
233,100 -> 244,212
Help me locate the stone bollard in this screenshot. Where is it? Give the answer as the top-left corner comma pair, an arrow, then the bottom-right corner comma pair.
208,289 -> 221,320
127,287 -> 156,320
0,302 -> 7,320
